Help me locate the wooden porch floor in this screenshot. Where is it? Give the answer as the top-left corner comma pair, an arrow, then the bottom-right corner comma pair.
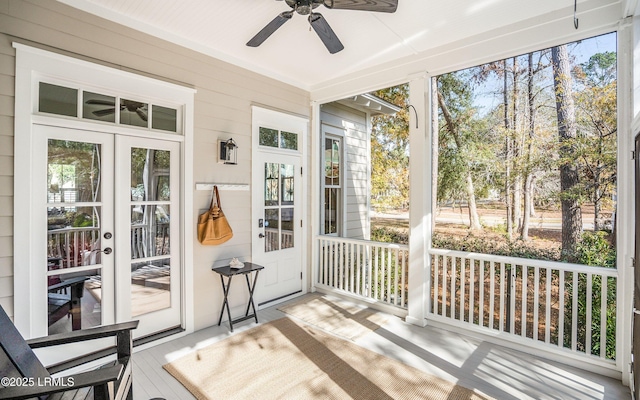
131,293 -> 631,400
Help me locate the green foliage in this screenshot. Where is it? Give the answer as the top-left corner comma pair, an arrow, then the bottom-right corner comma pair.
371,84 -> 410,209
572,230 -> 616,268
370,227 -> 408,244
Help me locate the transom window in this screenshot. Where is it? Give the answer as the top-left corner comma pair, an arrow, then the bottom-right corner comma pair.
38,82 -> 180,133
259,127 -> 298,150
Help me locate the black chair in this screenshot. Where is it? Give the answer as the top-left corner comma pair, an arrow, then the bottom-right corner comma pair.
0,305 -> 138,400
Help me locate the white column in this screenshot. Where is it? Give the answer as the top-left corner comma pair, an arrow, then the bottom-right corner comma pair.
406,74 -> 431,326
619,16 -> 635,387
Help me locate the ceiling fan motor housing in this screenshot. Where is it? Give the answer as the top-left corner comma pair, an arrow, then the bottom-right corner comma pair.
285,0 -> 322,15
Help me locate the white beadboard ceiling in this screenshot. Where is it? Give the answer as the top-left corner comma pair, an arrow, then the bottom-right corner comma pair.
58,0 -> 634,92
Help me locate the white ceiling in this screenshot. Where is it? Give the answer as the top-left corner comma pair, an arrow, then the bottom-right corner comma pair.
58,0 -> 633,92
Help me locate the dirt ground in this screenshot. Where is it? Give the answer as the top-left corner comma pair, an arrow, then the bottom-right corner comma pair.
372,205 -> 609,252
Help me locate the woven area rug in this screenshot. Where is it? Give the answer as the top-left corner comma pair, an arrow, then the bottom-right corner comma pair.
278,293 -> 388,340
163,318 -> 494,400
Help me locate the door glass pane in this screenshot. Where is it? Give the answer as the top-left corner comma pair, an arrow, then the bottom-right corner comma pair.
48,140 -> 101,203
281,164 -> 294,205
152,105 -> 177,132
39,82 -> 77,117
324,188 -> 339,234
83,91 -> 116,123
265,163 -> 280,206
282,208 -> 294,249
131,259 -> 171,317
265,209 -> 279,252
281,131 -> 298,150
47,139 -> 102,269
120,99 -> 148,127
332,140 -> 340,186
48,268 -> 102,335
131,205 -> 171,259
131,148 -> 171,201
259,127 -> 279,147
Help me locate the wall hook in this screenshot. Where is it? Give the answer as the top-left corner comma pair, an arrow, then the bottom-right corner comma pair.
574,0 -> 579,29
407,104 -> 418,129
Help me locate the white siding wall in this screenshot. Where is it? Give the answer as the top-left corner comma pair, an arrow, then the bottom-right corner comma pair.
0,0 -> 309,329
320,102 -> 370,240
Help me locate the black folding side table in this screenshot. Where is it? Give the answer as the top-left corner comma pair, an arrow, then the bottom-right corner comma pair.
212,262 -> 265,332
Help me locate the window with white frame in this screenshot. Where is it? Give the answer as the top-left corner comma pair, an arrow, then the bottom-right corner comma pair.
323,134 -> 342,235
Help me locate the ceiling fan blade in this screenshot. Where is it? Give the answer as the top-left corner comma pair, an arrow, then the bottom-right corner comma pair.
324,0 -> 398,13
92,108 -> 116,117
136,108 -> 148,122
86,99 -> 116,106
247,11 -> 293,47
309,13 -> 344,54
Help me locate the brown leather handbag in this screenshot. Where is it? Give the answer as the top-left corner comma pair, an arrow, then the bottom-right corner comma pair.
197,186 -> 233,245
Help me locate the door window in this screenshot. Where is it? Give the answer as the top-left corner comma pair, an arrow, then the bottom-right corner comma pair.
264,163 -> 295,252
46,139 -> 104,334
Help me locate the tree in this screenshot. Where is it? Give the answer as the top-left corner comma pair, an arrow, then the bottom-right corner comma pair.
437,72 -> 483,230
552,44 -> 582,257
371,84 -> 410,210
573,52 -> 617,231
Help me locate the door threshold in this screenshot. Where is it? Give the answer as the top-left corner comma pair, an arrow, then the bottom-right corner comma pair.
133,326 -> 184,347
258,290 -> 303,308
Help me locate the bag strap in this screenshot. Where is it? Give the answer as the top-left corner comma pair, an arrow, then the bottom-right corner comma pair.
212,185 -> 222,210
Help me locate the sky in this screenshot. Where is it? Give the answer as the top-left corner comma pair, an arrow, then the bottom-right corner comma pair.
468,32 -> 617,116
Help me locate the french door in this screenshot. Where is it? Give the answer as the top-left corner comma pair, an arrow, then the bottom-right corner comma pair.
39,124 -> 181,340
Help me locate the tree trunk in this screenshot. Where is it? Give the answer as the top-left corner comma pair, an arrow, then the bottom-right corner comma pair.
521,52 -> 535,241
504,59 -> 513,240
431,76 -> 439,232
552,44 -> 582,257
437,89 -> 481,230
512,57 -> 522,234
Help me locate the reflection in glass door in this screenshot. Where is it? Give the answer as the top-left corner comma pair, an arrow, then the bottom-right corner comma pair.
129,147 -> 172,317
44,131 -> 114,336
117,136 -> 181,338
264,163 -> 295,253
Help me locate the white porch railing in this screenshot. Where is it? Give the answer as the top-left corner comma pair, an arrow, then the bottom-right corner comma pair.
316,236 -> 408,308
429,248 -> 618,363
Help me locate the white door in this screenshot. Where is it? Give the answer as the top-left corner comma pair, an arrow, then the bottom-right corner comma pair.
251,107 -> 307,306
252,152 -> 303,304
38,125 -> 181,340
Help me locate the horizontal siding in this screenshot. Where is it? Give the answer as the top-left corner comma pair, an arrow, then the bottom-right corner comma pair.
0,0 -> 310,327
320,102 -> 370,240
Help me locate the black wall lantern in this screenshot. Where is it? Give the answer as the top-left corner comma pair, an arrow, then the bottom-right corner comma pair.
218,138 -> 238,165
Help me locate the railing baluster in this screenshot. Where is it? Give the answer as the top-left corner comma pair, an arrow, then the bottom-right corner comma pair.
394,248 -> 400,306
509,265 -> 516,334
442,255 -> 447,317
521,265 -> 527,338
545,267 -> 551,344
586,272 -> 593,355
499,262 -> 505,332
450,256 -> 456,321
374,246 -> 379,301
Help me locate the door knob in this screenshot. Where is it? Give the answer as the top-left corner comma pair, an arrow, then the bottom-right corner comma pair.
258,233 -> 265,238
102,247 -> 113,255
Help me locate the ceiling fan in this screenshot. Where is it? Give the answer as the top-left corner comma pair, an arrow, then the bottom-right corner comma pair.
86,99 -> 148,121
247,0 -> 399,54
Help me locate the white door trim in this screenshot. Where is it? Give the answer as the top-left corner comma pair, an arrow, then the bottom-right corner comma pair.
13,43 -> 195,338
251,106 -> 309,306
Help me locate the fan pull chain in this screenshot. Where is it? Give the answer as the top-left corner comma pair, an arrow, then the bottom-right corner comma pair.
574,0 -> 579,29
